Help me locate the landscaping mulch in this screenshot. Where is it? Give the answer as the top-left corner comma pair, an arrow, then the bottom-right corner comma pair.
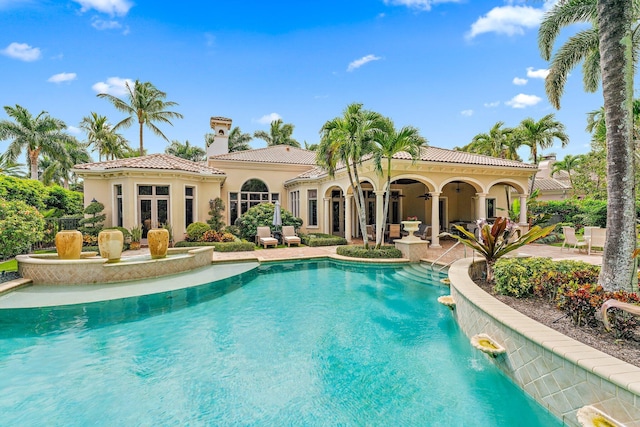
476,279 -> 640,368
0,271 -> 21,285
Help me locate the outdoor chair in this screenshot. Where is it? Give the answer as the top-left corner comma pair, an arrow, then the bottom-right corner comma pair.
586,228 -> 606,255
256,226 -> 278,249
414,224 -> 431,242
561,226 -> 586,252
366,225 -> 376,242
281,225 -> 301,247
388,224 -> 401,242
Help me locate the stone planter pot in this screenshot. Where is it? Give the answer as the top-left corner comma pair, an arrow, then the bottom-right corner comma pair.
98,229 -> 124,262
55,230 -> 83,260
148,228 -> 169,259
401,220 -> 421,241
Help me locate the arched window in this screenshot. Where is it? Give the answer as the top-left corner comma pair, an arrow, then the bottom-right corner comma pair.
229,179 -> 279,224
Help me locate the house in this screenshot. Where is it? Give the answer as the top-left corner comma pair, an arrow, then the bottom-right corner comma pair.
74,117 -> 538,246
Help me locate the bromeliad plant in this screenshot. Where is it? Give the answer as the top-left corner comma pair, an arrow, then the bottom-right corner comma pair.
447,217 -> 554,283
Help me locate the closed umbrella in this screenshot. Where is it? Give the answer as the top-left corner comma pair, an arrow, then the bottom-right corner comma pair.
272,200 -> 282,231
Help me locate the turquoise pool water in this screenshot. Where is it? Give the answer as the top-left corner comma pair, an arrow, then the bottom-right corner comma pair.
0,260 -> 560,426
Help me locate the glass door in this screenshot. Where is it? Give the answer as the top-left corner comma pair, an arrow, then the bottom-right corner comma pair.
138,185 -> 170,238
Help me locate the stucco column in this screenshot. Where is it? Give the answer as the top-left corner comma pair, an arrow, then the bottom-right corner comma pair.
519,194 -> 528,226
430,192 -> 441,249
476,193 -> 487,220
344,194 -> 353,242
374,190 -> 385,242
323,197 -> 331,235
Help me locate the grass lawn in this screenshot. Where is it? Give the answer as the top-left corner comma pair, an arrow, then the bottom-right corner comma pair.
0,259 -> 17,272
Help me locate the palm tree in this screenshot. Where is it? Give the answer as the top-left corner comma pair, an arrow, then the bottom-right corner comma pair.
227,126 -> 252,152
164,140 -> 206,162
458,122 -> 521,160
39,138 -> 91,188
97,80 -> 183,154
538,0 -> 640,109
0,152 -> 25,177
317,103 -> 384,249
254,119 -> 301,148
596,0 -> 636,291
515,114 -> 569,194
0,104 -> 73,180
551,154 -> 582,189
371,117 -> 427,248
80,112 -> 130,161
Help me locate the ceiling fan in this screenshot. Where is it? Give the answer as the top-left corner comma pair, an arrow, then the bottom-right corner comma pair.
417,193 -> 431,200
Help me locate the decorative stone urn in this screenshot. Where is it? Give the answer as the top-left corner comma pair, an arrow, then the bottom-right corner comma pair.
148,228 -> 169,259
98,229 -> 124,262
400,220 -> 421,241
55,230 -> 83,260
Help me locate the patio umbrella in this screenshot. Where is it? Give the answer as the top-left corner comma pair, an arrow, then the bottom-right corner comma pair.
272,200 -> 282,233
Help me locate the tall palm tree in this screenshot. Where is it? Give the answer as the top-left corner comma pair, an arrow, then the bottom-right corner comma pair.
254,119 -> 301,148
551,154 -> 582,189
538,0 -> 640,109
596,0 -> 636,291
80,112 -> 130,161
164,140 -> 206,162
227,126 -> 252,152
458,122 -> 521,160
317,103 -> 384,249
371,117 -> 427,248
97,80 -> 183,154
515,114 -> 569,194
0,104 -> 72,180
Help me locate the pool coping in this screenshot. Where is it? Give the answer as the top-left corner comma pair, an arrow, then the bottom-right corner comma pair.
449,257 -> 640,426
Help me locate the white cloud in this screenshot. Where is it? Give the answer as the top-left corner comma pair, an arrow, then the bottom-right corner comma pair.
256,113 -> 282,125
526,67 -> 549,79
92,76 -> 133,96
67,126 -> 82,135
347,54 -> 381,72
48,72 -> 77,84
73,0 -> 132,16
1,42 -> 41,61
484,101 -> 500,108
513,77 -> 528,85
204,32 -> 216,47
467,5 -> 544,39
506,93 -> 542,108
383,0 -> 460,11
460,109 -> 473,117
91,18 -> 122,30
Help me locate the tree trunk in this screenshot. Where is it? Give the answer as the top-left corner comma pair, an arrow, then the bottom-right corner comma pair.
351,159 -> 370,249
28,148 -> 39,180
597,0 -> 636,291
139,120 -> 144,155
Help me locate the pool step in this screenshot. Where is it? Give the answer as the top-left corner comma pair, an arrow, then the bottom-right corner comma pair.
394,264 -> 447,285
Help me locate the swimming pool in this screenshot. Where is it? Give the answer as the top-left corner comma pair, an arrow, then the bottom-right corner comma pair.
0,260 -> 560,426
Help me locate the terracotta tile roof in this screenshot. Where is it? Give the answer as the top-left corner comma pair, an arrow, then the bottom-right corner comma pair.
407,146 -> 537,168
533,177 -> 571,192
210,116 -> 232,122
74,154 -> 225,175
210,145 -> 317,165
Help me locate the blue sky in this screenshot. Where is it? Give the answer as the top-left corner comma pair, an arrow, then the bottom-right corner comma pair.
0,0 -> 606,163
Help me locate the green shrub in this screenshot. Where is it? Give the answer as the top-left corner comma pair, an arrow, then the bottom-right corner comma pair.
494,258 -> 600,299
299,233 -> 347,247
0,176 -> 83,216
78,200 -> 106,236
0,199 -> 45,259
174,240 -> 255,252
234,203 -> 302,241
186,222 -> 211,241
104,226 -> 131,240
336,245 -> 403,259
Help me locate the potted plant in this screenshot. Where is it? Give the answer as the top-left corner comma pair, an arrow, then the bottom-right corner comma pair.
129,225 -> 142,250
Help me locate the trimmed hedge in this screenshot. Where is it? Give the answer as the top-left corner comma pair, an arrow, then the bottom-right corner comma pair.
336,245 -> 403,259
174,241 -> 255,252
300,233 -> 347,247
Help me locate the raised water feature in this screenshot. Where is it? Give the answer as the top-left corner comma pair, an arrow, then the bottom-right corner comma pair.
16,246 -> 213,285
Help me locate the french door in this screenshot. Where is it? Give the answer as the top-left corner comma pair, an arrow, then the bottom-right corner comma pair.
138,185 -> 169,238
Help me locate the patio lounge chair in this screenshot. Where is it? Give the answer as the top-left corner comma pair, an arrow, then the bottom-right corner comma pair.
586,227 -> 606,255
366,225 -> 376,242
281,225 -> 301,247
256,226 -> 278,249
561,226 -> 586,252
388,224 -> 401,242
414,224 -> 431,242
